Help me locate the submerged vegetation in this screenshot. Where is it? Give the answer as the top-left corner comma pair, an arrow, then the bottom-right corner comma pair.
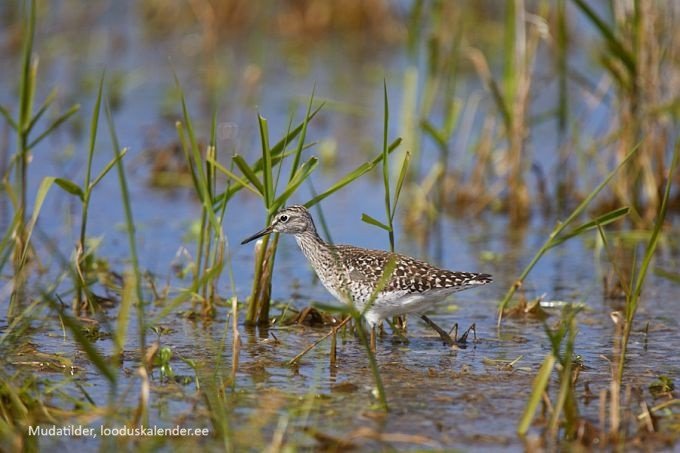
1,0 -> 679,450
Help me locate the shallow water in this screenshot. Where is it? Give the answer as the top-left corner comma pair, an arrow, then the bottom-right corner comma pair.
9,219 -> 680,450
2,2 -> 680,451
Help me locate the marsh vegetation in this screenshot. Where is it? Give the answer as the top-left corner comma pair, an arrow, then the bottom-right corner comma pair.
1,1 -> 679,451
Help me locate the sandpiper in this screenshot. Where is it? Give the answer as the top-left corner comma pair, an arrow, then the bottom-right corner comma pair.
242,205 -> 492,348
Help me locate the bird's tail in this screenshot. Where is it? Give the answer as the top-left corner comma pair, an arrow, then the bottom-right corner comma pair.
468,273 -> 492,285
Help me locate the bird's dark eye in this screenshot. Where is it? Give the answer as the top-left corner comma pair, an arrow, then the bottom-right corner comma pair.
279,214 -> 289,223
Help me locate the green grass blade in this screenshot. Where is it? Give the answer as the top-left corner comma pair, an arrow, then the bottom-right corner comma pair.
358,256 -> 398,411
0,211 -> 19,276
503,0 -> 517,103
0,298 -> 40,346
549,206 -> 630,248
175,120 -> 201,193
214,152 -> 295,210
517,354 -> 556,435
84,73 -> 105,189
208,156 -> 259,196
150,264 -> 224,323
421,119 -> 447,149
497,145 -> 640,326
18,0 -> 36,130
556,0 -> 568,133
289,87 -> 316,182
391,151 -> 411,220
382,81 -> 391,221
655,268 -> 680,284
260,104 -> 323,170
272,117 -> 293,196
18,176 -> 55,266
48,297 -> 117,385
209,109 -> 218,197
54,177 -> 84,201
27,104 -> 80,150
571,0 -> 635,73
175,76 -> 200,160
106,102 -> 146,355
174,79 -> 222,232
307,181 -> 333,243
237,104 -> 321,179
361,213 -> 391,231
310,302 -> 353,315
630,146 -> 678,306
273,157 -> 318,211
258,115 -> 274,209
25,88 -> 56,135
304,140 -> 401,208
304,162 -> 372,208
486,74 -> 512,132
233,155 -> 265,195
114,269 -> 135,360
89,149 -> 128,191
0,104 -> 18,130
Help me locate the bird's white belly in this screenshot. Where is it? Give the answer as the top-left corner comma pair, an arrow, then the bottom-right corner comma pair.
363,289 -> 454,326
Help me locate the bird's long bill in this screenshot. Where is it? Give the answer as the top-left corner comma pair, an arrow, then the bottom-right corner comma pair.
241,225 -> 274,245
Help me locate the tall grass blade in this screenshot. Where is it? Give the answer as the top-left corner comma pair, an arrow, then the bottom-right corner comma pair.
618,143 -> 679,381
114,269 -> 135,361
382,81 -> 391,222
258,115 -> 274,209
17,176 -> 54,267
549,207 -> 630,248
391,151 -> 411,219
27,104 -> 80,150
150,264 -> 224,323
288,86 -> 316,182
304,138 -> 401,208
49,297 -> 117,384
25,88 -> 55,135
517,354 -> 556,435
0,213 -> 19,274
571,0 -> 635,73
0,104 -> 18,130
497,145 -> 640,326
233,155 -> 265,195
89,149 -> 128,190
106,104 -> 146,355
207,157 -> 258,196
273,158 -> 318,210
18,0 -> 36,130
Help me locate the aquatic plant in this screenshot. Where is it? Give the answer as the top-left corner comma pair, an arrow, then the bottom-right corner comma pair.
106,102 -> 147,359
361,82 -> 409,330
222,91 -> 402,326
599,144 -> 678,398
573,0 -> 675,224
174,79 -> 231,317
517,305 -> 582,440
497,147 -> 639,326
0,0 -> 79,316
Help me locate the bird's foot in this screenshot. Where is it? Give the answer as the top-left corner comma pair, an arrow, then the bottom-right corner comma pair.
451,323 -> 477,347
421,315 -> 477,349
420,315 -> 457,347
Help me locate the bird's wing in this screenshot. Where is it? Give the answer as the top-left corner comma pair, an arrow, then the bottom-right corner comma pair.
336,245 -> 489,293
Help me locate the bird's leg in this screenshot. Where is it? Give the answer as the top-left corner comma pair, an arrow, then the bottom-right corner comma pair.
448,323 -> 459,339
420,315 -> 455,347
457,323 -> 477,344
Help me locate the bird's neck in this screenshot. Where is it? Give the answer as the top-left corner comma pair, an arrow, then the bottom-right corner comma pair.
294,228 -> 351,305
294,229 -> 330,263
